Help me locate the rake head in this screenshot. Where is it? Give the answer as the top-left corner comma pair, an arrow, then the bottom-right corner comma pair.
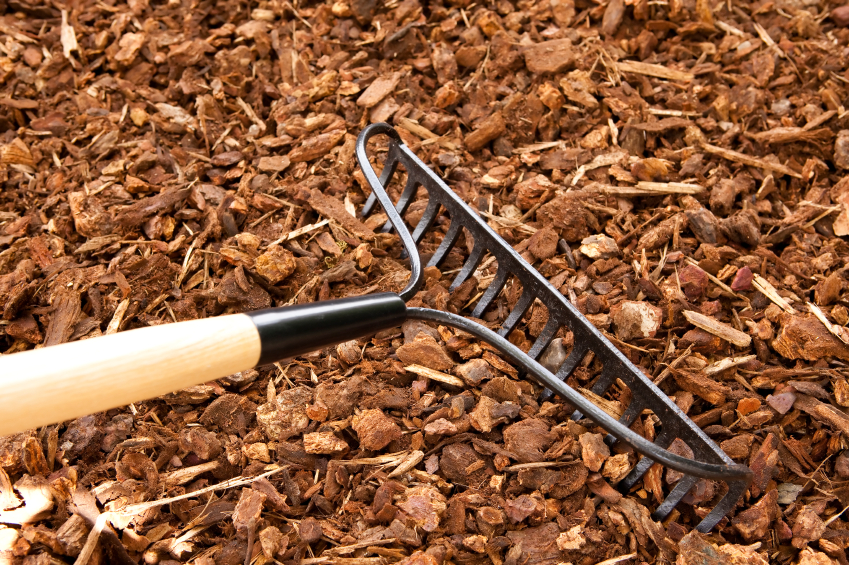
356,122 -> 751,533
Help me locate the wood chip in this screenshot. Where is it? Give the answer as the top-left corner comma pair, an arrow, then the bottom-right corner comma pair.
702,142 -> 803,178
387,450 -> 425,478
808,302 -> 849,345
357,71 -> 402,108
752,274 -> 796,313
704,354 -> 757,376
578,387 -> 623,419
587,182 -> 703,195
682,310 -> 752,347
308,189 -> 375,240
617,60 -> 694,82
397,117 -> 456,150
404,364 -> 465,387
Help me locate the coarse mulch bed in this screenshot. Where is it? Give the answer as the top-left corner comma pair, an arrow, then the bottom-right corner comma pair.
2,0 -> 849,563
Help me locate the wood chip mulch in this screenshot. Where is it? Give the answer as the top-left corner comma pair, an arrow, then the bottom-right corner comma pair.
2,0 -> 849,563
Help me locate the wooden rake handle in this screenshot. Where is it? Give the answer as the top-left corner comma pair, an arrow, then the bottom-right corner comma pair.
0,293 -> 406,436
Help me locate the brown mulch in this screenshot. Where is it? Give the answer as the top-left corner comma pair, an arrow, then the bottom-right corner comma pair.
2,0 -> 849,563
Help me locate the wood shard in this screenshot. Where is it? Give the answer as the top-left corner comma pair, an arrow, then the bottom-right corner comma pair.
704,355 -> 756,376
357,72 -> 402,108
307,189 -> 375,240
464,111 -> 506,152
635,181 -> 704,194
683,310 -> 751,347
671,368 -> 732,405
404,364 -> 465,387
617,60 -> 694,82
702,142 -> 803,178
752,274 -> 796,313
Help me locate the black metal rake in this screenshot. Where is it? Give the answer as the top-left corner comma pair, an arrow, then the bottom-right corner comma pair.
356,122 -> 751,533
0,122 -> 750,535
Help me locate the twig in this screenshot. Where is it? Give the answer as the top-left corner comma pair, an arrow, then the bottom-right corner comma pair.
702,142 -> 802,178
654,344 -> 694,385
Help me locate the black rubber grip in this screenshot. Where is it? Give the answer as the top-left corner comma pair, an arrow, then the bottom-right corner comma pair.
248,293 -> 407,366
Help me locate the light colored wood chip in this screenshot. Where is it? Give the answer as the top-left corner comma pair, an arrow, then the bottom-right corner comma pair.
502,461 -> 577,472
752,274 -> 796,313
716,20 -> 746,37
105,298 -> 130,335
387,450 -> 425,478
512,140 -> 563,154
636,181 -> 704,194
325,538 -> 398,556
595,554 -> 639,565
404,364 -> 465,387
162,461 -> 221,486
647,108 -> 702,117
356,71 -> 402,108
753,22 -> 785,57
804,110 -> 837,130
808,302 -> 849,345
704,354 -> 757,376
336,452 -> 407,465
617,60 -> 694,82
749,126 -> 832,145
702,142 -> 802,178
269,219 -> 330,246
300,558 -> 386,565
654,344 -> 694,385
586,183 -> 703,196
683,310 -> 752,347
397,117 -> 437,139
578,387 -> 623,419
397,117 -> 456,150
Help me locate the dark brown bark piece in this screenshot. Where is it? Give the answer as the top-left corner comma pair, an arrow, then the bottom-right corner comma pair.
44,289 -> 81,347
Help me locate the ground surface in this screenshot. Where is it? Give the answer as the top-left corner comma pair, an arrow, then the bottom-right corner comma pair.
1,0 -> 849,563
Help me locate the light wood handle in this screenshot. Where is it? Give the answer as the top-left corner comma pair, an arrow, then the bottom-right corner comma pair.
0,314 -> 261,436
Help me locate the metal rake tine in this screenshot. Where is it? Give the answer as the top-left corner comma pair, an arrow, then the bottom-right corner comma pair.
427,220 -> 462,268
361,191 -> 378,219
620,430 -> 675,490
471,266 -> 509,318
695,478 -> 748,532
570,365 -> 618,421
361,143 -> 401,218
449,243 -> 485,291
604,398 -> 645,445
653,475 -> 697,521
526,316 -> 560,360
498,290 -> 534,337
540,342 -> 589,403
411,198 -> 441,244
590,365 -> 617,395
380,174 -> 420,233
